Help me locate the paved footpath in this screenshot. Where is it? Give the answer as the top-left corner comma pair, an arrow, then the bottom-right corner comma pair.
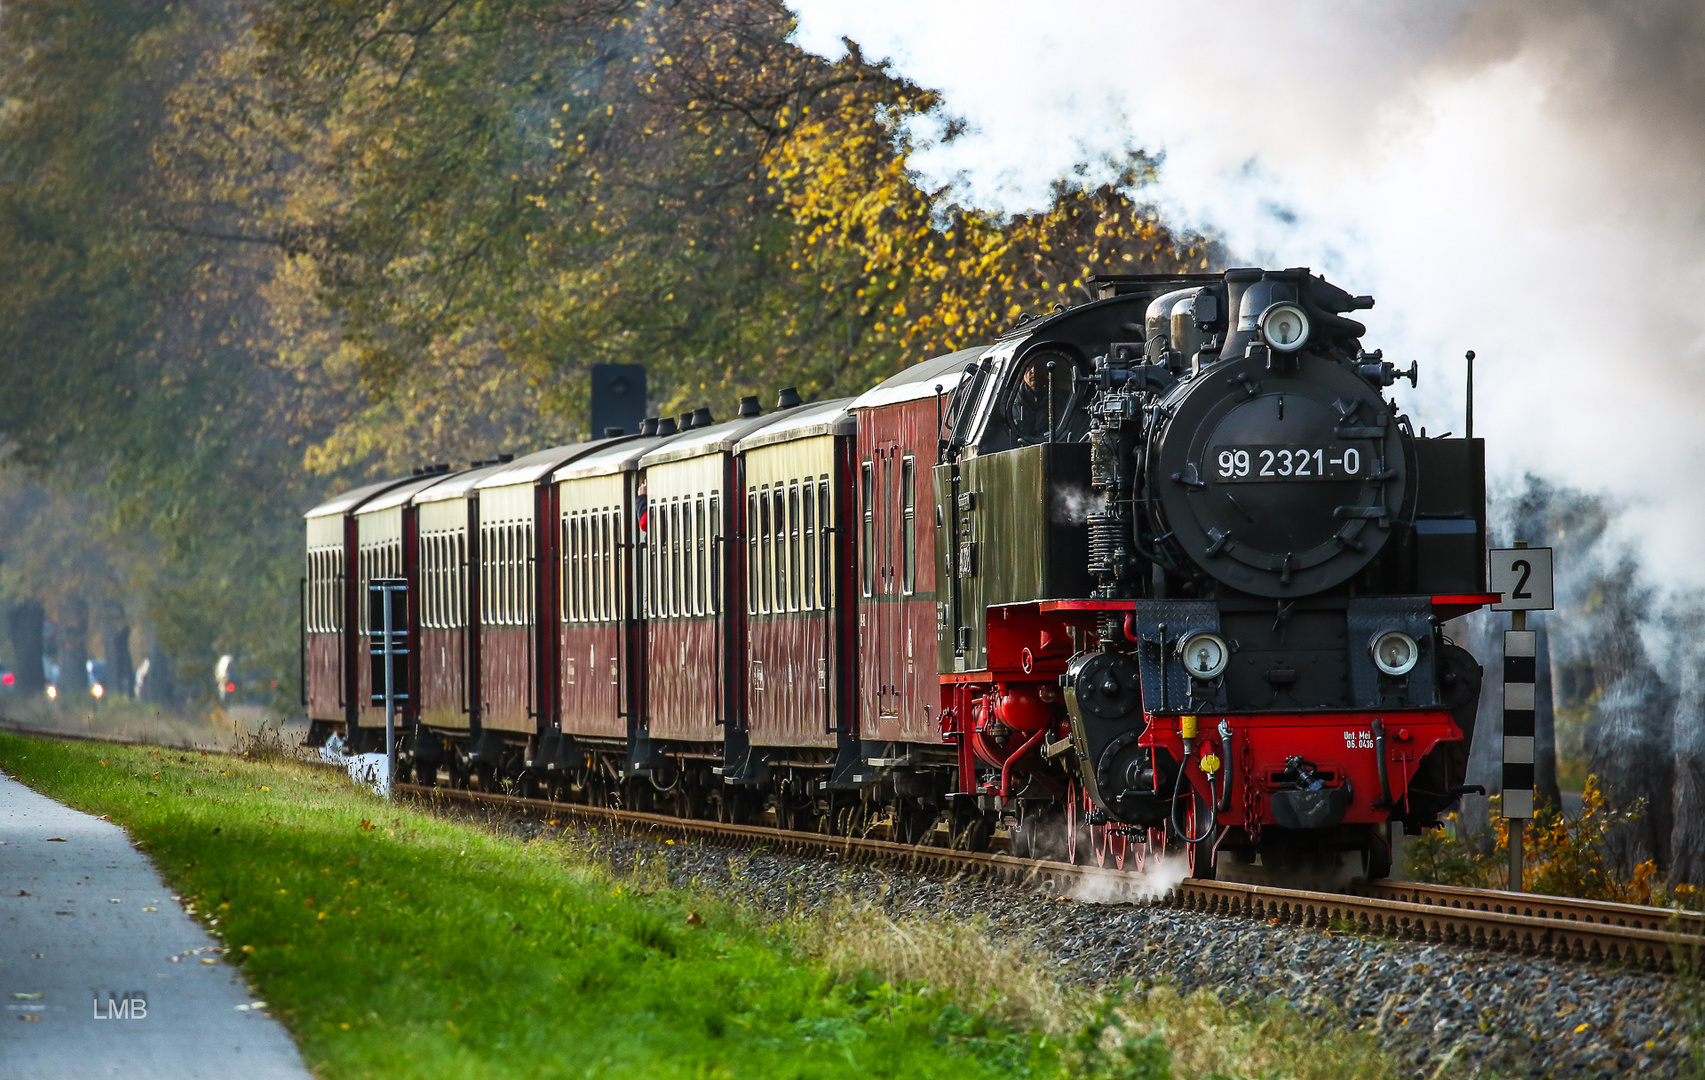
0,769 -> 312,1079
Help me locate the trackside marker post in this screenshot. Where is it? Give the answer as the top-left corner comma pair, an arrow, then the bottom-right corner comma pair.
1490,543 -> 1554,891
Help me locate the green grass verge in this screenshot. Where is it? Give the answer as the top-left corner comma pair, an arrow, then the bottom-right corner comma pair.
0,734 -> 1159,1078
0,734 -> 1397,1079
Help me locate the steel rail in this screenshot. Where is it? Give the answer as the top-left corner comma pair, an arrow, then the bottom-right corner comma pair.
395,783 -> 1705,972
1355,879 -> 1705,936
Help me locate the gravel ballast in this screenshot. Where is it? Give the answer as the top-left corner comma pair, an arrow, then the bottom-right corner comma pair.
495,816 -> 1693,1079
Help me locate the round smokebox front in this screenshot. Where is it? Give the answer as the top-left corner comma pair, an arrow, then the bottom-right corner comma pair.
1148,353 -> 1407,597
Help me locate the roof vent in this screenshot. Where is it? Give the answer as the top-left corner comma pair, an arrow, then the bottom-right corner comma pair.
604,426 -> 624,437
656,417 -> 678,436
737,395 -> 761,418
411,467 -> 425,476
497,453 -> 514,464
640,417 -> 659,436
691,406 -> 714,429
777,386 -> 802,410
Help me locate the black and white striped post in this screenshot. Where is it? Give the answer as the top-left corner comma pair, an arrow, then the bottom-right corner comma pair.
1490,542 -> 1554,891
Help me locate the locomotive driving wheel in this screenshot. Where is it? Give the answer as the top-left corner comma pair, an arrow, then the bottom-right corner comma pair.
1182,794 -> 1217,880
1065,780 -> 1081,864
1084,783 -> 1128,870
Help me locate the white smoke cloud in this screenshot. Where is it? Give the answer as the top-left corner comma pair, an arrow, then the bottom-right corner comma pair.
790,0 -> 1705,582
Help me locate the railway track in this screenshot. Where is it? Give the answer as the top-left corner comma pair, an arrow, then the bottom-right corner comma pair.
396,782 -> 1705,972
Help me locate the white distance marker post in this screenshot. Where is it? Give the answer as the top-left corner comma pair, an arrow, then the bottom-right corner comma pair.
1489,543 -> 1554,891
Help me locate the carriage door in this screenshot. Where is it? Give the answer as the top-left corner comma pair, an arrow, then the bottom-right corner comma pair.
876,443 -> 902,719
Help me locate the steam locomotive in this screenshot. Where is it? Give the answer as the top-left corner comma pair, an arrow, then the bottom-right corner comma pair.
303,267 -> 1491,881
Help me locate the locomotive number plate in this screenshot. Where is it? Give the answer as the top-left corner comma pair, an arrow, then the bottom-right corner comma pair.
1211,444 -> 1363,482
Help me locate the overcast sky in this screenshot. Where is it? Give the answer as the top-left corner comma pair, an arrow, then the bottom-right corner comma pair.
790,1 -> 1705,580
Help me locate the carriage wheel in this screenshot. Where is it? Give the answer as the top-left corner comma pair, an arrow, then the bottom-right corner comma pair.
895,801 -> 937,846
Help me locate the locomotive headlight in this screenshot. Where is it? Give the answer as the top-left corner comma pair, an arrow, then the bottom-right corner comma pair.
1371,630 -> 1419,676
1258,302 -> 1311,352
1178,632 -> 1230,681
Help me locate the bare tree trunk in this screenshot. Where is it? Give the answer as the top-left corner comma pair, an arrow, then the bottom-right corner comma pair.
100,599 -> 134,699
1668,605 -> 1705,887
1587,562 -> 1675,871
6,601 -> 46,695
138,639 -> 176,705
59,595 -> 89,698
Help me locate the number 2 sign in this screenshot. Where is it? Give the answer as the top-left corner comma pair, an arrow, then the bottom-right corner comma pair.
1489,547 -> 1554,611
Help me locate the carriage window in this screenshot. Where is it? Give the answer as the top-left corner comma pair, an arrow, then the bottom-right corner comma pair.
527,522 -> 537,625
596,510 -> 607,621
419,539 -> 430,630
787,483 -> 800,612
652,502 -> 666,618
684,496 -> 697,616
802,481 -> 816,611
861,461 -> 874,597
583,512 -> 594,623
773,487 -> 787,613
476,533 -> 485,625
902,457 -> 917,595
486,527 -> 498,626
759,487 -> 772,615
503,525 -> 515,626
426,536 -> 438,629
570,515 -> 580,624
566,515 -> 578,624
601,511 -> 614,621
491,526 -> 503,625
671,500 -> 684,617
609,510 -> 617,621
820,477 -> 833,608
454,532 -> 465,628
646,504 -> 657,618
434,535 -> 445,629
708,493 -> 720,615
564,517 -> 575,623
510,524 -> 521,626
594,512 -> 606,622
747,489 -> 759,615
695,497 -> 707,616
499,525 -> 510,626
569,515 -> 583,624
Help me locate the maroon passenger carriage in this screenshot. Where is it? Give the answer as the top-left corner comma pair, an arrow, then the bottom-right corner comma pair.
543,427 -> 683,801
303,475 -> 426,745
457,439 -> 624,786
349,469 -> 459,749
633,406 -> 790,817
408,460 -> 509,776
731,398 -> 860,829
